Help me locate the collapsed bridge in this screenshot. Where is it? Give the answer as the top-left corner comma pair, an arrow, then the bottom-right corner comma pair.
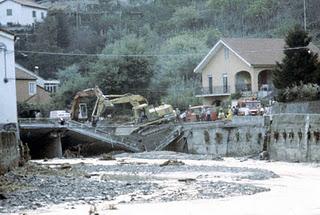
19,118 -> 185,159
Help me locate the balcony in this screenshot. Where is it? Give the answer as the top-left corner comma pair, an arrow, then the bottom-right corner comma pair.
195,86 -> 231,97
235,84 -> 253,97
235,84 -> 252,92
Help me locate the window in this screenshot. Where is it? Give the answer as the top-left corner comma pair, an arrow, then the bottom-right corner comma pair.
41,12 -> 44,19
44,83 -> 59,93
29,82 -> 36,95
6,9 -> 12,16
224,47 -> 229,60
32,11 -> 36,18
223,74 -> 228,93
208,76 -> 213,94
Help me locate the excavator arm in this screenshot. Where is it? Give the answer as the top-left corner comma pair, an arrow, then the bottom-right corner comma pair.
108,94 -> 148,107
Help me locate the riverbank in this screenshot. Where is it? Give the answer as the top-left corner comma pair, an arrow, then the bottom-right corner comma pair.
1,151 -> 320,214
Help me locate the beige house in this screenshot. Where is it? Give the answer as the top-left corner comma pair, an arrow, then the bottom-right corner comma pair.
15,64 -> 51,104
194,38 -> 320,105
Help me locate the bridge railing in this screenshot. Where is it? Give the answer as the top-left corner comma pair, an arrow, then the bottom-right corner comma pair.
18,118 -> 62,125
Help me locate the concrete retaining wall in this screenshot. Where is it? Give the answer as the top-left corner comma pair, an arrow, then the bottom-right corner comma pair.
0,131 -> 20,174
184,117 -> 265,156
269,114 -> 320,162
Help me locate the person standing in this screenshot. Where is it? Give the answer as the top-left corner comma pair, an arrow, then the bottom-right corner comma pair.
206,108 -> 211,121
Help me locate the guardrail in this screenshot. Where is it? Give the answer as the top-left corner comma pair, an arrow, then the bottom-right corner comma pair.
19,118 -> 59,124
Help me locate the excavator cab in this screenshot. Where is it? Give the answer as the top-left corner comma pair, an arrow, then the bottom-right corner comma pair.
70,86 -> 110,125
78,103 -> 88,120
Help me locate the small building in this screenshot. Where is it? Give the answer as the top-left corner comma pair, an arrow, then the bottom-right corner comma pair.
15,64 -> 58,105
0,28 -> 17,126
194,38 -> 320,105
0,0 -> 47,27
0,28 -> 20,175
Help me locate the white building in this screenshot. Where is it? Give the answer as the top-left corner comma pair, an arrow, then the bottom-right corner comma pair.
0,28 -> 17,125
0,0 -> 47,27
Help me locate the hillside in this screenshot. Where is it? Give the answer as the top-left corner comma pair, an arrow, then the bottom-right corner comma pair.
15,0 -> 320,109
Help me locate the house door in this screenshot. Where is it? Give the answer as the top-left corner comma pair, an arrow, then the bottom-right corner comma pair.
208,76 -> 213,94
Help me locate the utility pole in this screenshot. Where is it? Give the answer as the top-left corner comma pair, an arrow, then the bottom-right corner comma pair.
303,0 -> 307,31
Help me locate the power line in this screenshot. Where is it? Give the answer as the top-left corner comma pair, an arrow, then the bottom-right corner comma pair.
14,50 -> 204,57
9,46 -> 312,58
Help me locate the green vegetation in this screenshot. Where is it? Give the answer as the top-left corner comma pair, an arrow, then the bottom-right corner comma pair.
273,26 -> 320,89
273,26 -> 320,102
15,0 -> 320,108
276,83 -> 320,102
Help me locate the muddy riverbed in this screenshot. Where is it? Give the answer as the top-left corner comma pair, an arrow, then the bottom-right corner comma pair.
0,151 -> 278,214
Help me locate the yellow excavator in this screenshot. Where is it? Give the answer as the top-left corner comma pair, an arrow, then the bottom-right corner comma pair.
70,86 -> 176,126
70,86 -> 112,124
106,93 -> 176,124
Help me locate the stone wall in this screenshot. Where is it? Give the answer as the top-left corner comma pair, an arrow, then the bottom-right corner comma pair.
269,114 -> 320,162
0,131 -> 20,174
184,117 -> 265,156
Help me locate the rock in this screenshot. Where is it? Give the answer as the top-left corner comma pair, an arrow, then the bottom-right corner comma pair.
106,204 -> 118,210
259,151 -> 269,160
159,159 -> 185,167
59,164 -> 72,169
88,204 -> 98,215
178,178 -> 196,183
0,193 -> 7,199
100,153 -> 115,161
84,174 -> 91,178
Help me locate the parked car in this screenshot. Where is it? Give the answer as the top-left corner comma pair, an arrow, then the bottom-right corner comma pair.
237,100 -> 261,116
238,107 -> 250,116
49,110 -> 70,120
185,105 -> 215,122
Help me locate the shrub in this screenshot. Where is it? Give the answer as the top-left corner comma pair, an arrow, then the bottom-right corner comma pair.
276,83 -> 320,102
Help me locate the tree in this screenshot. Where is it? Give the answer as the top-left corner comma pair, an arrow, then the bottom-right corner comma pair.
151,33 -> 208,108
90,34 -> 154,95
51,65 -> 90,108
17,10 -> 73,79
273,26 -> 320,89
169,6 -> 203,31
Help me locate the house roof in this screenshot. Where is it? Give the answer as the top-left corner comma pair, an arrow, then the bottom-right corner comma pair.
15,63 -> 44,80
0,0 -> 47,10
0,28 -> 15,36
194,38 -> 320,73
15,64 -> 37,80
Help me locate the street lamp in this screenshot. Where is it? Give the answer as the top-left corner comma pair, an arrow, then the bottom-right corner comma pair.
303,0 -> 307,31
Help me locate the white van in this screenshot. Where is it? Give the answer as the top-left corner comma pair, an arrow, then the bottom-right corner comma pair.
49,110 -> 70,119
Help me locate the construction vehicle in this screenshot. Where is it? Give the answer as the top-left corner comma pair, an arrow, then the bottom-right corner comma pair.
70,86 -> 112,124
107,94 -> 176,124
70,86 -> 176,126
